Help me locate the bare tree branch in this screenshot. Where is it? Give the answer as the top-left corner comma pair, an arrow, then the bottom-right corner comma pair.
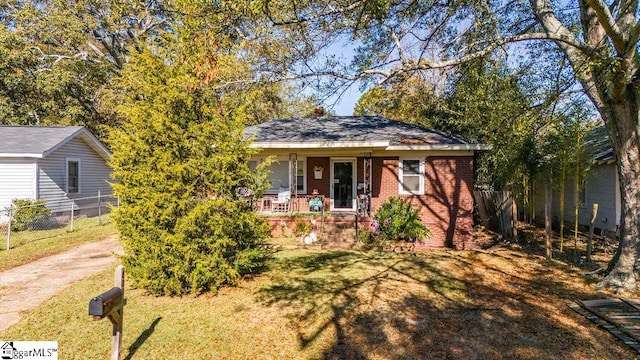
391,32 -> 597,71
628,21 -> 640,50
31,46 -> 90,63
264,0 -> 365,26
530,0 -> 604,108
381,21 -> 406,64
586,0 -> 625,52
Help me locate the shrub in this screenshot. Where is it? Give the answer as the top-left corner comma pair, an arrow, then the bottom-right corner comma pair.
373,197 -> 431,243
118,197 -> 271,296
358,227 -> 385,249
11,199 -> 51,231
293,219 -> 312,237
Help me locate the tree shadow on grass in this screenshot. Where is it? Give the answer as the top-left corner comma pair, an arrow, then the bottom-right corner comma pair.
256,250 -> 634,359
124,317 -> 162,360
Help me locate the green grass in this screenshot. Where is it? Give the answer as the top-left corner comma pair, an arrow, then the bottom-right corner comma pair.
1,247 -> 635,359
0,215 -> 117,272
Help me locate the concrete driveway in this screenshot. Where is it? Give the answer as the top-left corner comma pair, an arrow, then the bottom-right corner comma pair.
0,237 -> 122,333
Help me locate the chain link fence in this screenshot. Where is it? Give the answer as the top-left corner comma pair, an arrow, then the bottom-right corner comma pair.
1,192 -> 119,250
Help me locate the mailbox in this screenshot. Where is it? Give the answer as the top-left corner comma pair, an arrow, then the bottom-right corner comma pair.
89,287 -> 123,318
90,265 -> 125,360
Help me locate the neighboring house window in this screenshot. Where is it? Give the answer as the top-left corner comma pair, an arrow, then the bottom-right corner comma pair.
66,158 -> 81,194
399,158 -> 423,194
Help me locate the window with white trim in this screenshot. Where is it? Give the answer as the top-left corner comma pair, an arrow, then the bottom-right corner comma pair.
399,158 -> 423,194
267,161 -> 289,192
260,157 -> 306,194
295,159 -> 306,193
66,158 -> 80,194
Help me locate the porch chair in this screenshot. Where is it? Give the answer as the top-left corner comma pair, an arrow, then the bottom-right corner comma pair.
271,190 -> 291,213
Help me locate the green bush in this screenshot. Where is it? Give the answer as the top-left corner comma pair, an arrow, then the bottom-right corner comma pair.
11,199 -> 51,231
293,219 -> 312,237
118,197 -> 271,296
373,197 -> 431,243
358,228 -> 385,249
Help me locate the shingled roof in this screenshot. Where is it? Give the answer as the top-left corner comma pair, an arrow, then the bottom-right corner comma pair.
586,126 -> 615,164
245,116 -> 488,150
0,125 -> 111,160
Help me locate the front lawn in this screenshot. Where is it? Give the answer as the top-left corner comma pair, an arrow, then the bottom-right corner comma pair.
1,248 -> 634,359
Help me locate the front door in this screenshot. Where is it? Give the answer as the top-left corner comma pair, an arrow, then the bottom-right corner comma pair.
331,160 -> 355,210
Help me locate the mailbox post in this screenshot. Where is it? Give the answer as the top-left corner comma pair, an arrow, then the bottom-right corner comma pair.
89,265 -> 125,360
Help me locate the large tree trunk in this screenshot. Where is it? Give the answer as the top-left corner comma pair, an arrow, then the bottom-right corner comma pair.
598,94 -> 640,291
559,166 -> 565,252
545,183 -> 552,260
530,0 -> 640,291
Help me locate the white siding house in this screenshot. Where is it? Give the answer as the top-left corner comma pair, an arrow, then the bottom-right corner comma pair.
0,126 -> 112,221
535,126 -> 620,234
537,163 -> 620,233
0,160 -> 37,213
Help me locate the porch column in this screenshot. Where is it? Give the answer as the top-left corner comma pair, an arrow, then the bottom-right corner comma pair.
289,153 -> 298,203
363,156 -> 372,216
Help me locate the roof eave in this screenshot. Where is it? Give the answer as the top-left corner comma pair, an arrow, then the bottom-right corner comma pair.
250,141 -> 391,149
250,141 -> 491,151
386,144 -> 492,151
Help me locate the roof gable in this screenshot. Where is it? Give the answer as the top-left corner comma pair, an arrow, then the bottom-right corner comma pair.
0,125 -> 111,161
245,116 -> 488,150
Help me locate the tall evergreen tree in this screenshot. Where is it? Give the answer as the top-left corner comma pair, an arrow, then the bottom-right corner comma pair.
109,41 -> 272,295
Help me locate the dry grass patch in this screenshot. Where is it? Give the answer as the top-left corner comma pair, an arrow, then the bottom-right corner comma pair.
1,247 -> 636,359
258,248 -> 635,359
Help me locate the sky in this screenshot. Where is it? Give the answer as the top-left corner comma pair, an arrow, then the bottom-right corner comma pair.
326,85 -> 360,115
317,39 -> 363,116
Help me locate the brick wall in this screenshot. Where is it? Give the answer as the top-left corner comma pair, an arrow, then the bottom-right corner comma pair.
307,157 -> 330,195
370,157 -> 400,210
367,156 -> 476,249
298,155 -> 475,249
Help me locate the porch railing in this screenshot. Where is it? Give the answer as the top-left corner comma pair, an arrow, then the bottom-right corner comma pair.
256,194 -> 326,214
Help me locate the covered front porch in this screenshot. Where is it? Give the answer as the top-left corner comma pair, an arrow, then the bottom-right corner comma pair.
250,154 -> 374,216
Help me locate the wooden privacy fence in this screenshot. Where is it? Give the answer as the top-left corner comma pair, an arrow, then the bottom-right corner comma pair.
473,190 -> 516,239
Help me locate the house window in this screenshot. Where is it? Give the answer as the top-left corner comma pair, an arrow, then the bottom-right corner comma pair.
66,159 -> 80,194
262,158 -> 306,194
267,161 -> 289,192
296,160 -> 305,193
399,158 -> 423,194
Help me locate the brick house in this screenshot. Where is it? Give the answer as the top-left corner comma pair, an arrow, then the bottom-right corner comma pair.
245,116 -> 488,249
